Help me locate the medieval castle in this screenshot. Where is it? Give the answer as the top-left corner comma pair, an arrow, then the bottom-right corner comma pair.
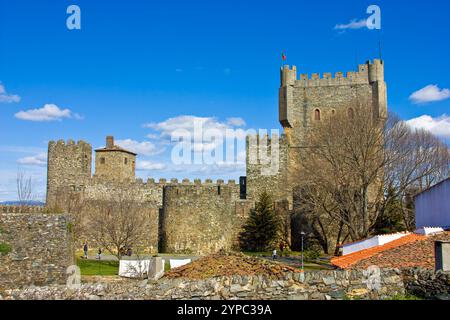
45,59 -> 387,255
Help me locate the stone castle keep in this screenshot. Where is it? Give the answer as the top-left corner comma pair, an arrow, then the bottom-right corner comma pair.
46,59 -> 387,254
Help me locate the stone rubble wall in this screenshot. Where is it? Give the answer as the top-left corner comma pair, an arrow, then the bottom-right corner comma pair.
0,213 -> 73,291
1,269 -> 405,300
246,134 -> 290,205
46,139 -> 92,207
160,183 -> 247,254
402,268 -> 450,299
0,205 -> 46,213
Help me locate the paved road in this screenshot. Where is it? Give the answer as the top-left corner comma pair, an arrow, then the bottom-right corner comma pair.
260,255 -> 335,270
81,253 -> 199,262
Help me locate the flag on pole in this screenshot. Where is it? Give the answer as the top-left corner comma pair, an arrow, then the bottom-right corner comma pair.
281,52 -> 287,61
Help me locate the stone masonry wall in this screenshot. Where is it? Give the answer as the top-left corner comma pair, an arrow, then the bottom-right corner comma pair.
2,268 -> 406,300
94,150 -> 136,182
82,177 -> 166,207
402,268 -> 450,299
246,134 -> 290,205
0,205 -> 46,213
160,182 -> 244,255
0,213 -> 73,290
47,140 -> 92,208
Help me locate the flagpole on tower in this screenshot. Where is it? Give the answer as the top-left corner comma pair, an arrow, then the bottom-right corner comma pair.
281,51 -> 287,67
378,28 -> 383,61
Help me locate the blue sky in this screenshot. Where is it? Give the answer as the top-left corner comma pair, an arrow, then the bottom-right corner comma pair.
1,0 -> 449,201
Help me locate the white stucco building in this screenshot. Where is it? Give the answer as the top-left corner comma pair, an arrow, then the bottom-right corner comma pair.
415,178 -> 450,229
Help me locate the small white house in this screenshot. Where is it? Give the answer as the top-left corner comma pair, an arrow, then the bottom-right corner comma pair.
415,178 -> 450,229
341,232 -> 410,256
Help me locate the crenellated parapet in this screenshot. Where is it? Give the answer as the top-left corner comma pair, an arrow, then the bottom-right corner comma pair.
90,175 -> 238,189
281,59 -> 384,88
48,139 -> 91,149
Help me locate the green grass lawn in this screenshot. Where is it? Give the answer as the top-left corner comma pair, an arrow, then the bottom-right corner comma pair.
76,258 -> 119,276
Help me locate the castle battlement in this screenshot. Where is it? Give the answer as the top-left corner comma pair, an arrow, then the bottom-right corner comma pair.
281,59 -> 384,88
88,175 -> 238,190
48,139 -> 91,149
163,183 -> 239,198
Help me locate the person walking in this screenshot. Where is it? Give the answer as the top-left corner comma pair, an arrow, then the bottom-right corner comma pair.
83,242 -> 88,259
97,248 -> 102,260
279,242 -> 285,257
272,249 -> 277,260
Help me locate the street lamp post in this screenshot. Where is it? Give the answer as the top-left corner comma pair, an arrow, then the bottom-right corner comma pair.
300,231 -> 305,272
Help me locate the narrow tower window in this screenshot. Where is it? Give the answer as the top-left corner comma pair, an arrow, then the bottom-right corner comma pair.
100,157 -> 105,164
348,108 -> 354,119
314,109 -> 321,121
124,158 -> 128,165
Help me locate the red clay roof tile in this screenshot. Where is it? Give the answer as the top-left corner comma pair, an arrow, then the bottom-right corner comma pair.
331,232 -> 450,270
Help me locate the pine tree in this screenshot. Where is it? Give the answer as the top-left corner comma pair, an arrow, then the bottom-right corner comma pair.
239,192 -> 281,252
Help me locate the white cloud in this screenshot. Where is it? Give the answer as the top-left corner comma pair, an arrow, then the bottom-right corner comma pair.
409,85 -> 450,104
0,146 -> 45,154
14,104 -> 81,121
146,133 -> 160,140
334,18 -> 367,30
167,162 -> 245,176
143,115 -> 247,153
0,83 -> 21,103
17,152 -> 47,167
115,139 -> 161,156
144,115 -> 246,139
136,160 -> 166,171
226,117 -> 246,127
406,114 -> 450,138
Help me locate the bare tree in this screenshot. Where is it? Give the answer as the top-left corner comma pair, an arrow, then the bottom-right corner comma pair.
85,191 -> 150,260
293,186 -> 349,255
47,187 -> 86,243
294,101 -> 449,247
382,117 -> 449,230
297,101 -> 386,242
16,169 -> 35,206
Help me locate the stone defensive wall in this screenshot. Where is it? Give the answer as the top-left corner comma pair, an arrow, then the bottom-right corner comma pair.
0,205 -> 47,214
61,178 -> 250,255
246,133 -> 291,205
159,181 -> 252,254
82,177 -> 243,208
0,213 -> 73,290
